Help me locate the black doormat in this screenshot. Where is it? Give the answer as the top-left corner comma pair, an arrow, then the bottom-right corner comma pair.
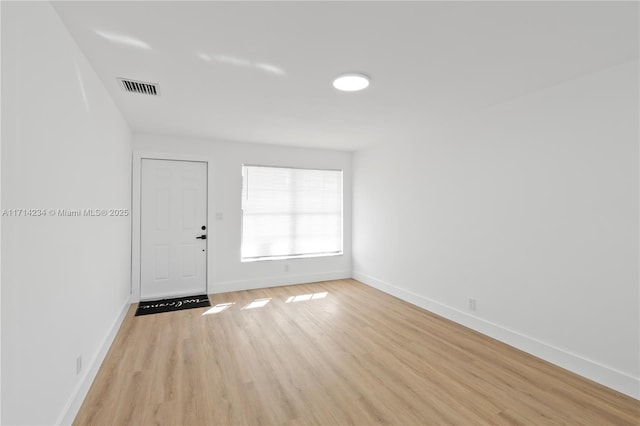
135,294 -> 211,316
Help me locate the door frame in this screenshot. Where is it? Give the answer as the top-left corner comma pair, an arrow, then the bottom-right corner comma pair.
132,151 -> 215,303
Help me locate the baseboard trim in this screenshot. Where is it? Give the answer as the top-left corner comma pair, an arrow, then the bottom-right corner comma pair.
57,297 -> 132,425
212,270 -> 352,294
352,271 -> 640,400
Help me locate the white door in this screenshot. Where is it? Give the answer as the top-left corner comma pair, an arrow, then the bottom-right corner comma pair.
140,159 -> 207,300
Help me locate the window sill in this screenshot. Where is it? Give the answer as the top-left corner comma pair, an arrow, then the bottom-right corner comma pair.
241,252 -> 343,263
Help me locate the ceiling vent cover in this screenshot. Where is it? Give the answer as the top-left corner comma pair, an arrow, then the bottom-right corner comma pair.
117,78 -> 160,96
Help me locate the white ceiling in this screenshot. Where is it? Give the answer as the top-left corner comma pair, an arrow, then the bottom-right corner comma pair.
52,1 -> 638,151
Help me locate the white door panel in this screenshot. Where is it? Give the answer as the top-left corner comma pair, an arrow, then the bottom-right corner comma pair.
141,159 -> 207,300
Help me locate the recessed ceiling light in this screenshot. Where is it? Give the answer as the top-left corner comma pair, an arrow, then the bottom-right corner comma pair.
333,73 -> 370,92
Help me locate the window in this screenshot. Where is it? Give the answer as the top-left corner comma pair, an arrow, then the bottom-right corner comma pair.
241,165 -> 343,261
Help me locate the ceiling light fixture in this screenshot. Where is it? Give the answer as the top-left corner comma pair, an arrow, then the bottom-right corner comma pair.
333,73 -> 370,92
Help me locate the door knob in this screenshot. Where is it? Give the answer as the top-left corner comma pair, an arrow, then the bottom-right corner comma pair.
196,235 -> 207,240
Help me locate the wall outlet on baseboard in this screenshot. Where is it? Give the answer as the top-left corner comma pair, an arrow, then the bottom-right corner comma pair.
468,298 -> 477,311
76,356 -> 82,375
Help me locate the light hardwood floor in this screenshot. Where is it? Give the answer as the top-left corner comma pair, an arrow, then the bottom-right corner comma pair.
74,279 -> 640,425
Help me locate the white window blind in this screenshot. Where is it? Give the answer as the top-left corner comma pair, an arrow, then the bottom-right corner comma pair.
241,165 -> 343,261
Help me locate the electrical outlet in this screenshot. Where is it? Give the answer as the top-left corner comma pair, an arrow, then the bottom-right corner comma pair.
215,212 -> 224,220
468,298 -> 477,311
284,264 -> 289,272
76,356 -> 82,375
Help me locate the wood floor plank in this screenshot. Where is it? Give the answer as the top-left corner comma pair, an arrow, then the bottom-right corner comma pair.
74,279 -> 640,425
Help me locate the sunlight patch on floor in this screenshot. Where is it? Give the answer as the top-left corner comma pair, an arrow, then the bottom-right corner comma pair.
241,298 -> 272,310
285,292 -> 328,303
202,302 -> 235,315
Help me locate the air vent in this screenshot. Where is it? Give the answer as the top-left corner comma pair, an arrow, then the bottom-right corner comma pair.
117,78 -> 160,96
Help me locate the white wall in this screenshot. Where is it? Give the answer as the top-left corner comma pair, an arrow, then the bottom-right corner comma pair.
1,2 -> 132,425
134,134 -> 352,295
353,60 -> 639,398
0,2 -> 3,421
